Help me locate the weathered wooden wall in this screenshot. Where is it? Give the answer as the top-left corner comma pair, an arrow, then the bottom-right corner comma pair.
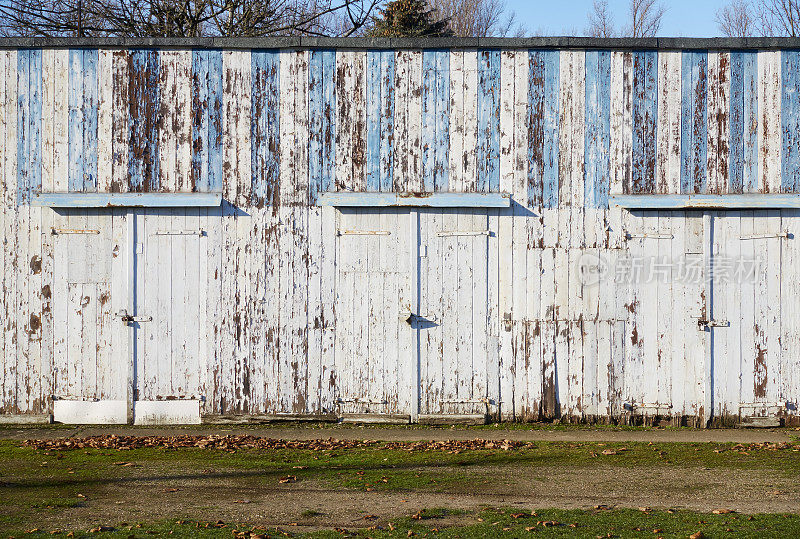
2,43 -> 800,424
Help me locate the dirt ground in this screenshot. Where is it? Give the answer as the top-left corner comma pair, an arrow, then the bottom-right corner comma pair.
0,423 -> 795,443
13,462 -> 800,532
3,425 -> 800,533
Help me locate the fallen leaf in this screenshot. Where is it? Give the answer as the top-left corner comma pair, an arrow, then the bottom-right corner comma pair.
689,532 -> 705,539
279,476 -> 297,484
713,509 -> 735,515
163,488 -> 180,493
602,449 -> 618,456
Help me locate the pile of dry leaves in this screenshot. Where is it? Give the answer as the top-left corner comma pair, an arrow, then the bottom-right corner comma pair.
22,435 -> 534,453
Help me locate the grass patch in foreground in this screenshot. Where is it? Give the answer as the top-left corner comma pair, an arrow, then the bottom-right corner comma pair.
4,508 -> 800,538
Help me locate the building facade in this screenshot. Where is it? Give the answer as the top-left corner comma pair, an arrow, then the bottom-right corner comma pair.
1,37 -> 799,426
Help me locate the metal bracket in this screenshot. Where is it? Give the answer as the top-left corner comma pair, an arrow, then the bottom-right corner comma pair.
697,319 -> 729,329
624,231 -> 673,240
115,309 -> 152,323
153,229 -> 205,236
739,231 -> 791,240
337,229 -> 391,236
51,227 -> 100,235
436,230 -> 491,237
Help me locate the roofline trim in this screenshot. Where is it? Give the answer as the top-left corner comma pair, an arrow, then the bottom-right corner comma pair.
2,36 -> 800,50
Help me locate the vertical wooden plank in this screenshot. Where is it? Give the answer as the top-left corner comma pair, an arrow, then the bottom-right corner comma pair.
759,51 -> 781,193
681,51 -> 708,194
422,50 -> 436,193
379,51 -> 395,193
463,50 -> 478,193
449,50 -> 464,192
67,49 -> 83,193
632,51 -> 657,195
97,50 -> 113,193
585,50 -> 611,209
83,49 -> 98,192
128,49 -> 160,192
251,50 -> 280,207
111,50 -> 129,193
435,51 -> 449,192
499,50 -> 515,197
477,50 -> 500,193
707,52 -> 731,195
393,51 -> 409,192
781,50 -> 800,192
657,51 -> 682,194
366,50 -> 381,193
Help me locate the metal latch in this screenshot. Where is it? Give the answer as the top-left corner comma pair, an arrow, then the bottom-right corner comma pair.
697,319 -> 729,329
115,309 -> 152,323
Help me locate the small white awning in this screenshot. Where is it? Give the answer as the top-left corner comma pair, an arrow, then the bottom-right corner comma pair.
33,192 -> 223,208
318,192 -> 511,208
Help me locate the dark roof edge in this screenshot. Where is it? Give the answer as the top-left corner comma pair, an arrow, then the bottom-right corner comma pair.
1,36 -> 800,50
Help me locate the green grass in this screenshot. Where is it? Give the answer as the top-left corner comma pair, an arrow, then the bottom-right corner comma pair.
4,508 -> 800,538
2,439 -> 800,536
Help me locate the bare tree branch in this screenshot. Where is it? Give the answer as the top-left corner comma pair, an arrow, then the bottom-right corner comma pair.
425,0 -> 524,37
585,0 -> 615,38
0,0 -> 380,37
622,0 -> 665,38
757,0 -> 800,36
717,0 -> 756,37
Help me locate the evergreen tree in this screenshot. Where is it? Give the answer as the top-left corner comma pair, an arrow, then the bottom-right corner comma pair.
369,0 -> 453,37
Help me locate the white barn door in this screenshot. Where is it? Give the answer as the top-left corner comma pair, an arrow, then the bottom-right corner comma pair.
710,210 -> 787,425
52,209 -> 129,424
132,209 -> 207,424
417,209 -> 492,420
333,208 -> 413,419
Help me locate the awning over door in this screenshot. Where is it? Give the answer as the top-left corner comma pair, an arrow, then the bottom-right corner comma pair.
612,194 -> 800,210
318,192 -> 511,208
33,192 -> 223,208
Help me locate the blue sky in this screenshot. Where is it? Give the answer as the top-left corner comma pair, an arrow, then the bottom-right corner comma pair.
507,0 -> 729,37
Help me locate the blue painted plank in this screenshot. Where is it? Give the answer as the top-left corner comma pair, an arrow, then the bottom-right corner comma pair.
309,50 -> 324,201
82,49 -> 98,192
527,50 -> 545,207
322,50 -> 336,194
365,50 -> 381,192
782,50 -> 800,192
318,191 -> 510,207
191,50 -> 210,192
379,51 -> 394,192
631,51 -> 657,194
33,192 -> 222,208
421,50 -> 436,192
29,49 -> 42,201
729,51 -> 759,194
435,50 -> 449,192
127,49 -> 161,192
544,50 -> 560,208
743,52 -> 758,193
67,49 -> 83,193
17,50 -> 42,205
478,50 -> 501,193
251,50 -> 280,206
528,50 -> 560,208
680,51 -> 708,194
584,51 -> 611,208
611,193 -> 800,209
729,51 -> 746,194
207,50 -> 224,193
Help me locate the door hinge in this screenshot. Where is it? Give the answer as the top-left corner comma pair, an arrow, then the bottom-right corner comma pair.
153,229 -> 205,236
